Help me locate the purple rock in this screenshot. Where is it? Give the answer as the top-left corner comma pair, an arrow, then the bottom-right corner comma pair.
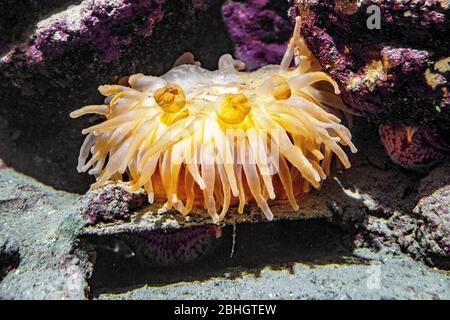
379,123 -> 450,169
299,0 -> 450,127
10,0 -> 165,64
297,0 -> 450,170
0,0 -> 74,52
83,183 -> 147,225
221,0 -> 292,70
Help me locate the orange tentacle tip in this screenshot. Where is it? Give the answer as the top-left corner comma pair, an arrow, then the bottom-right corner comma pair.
70,17 -> 356,223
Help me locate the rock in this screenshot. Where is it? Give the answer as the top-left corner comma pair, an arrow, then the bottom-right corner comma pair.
83,224 -> 222,268
0,0 -> 72,52
298,0 -> 450,168
300,0 -> 449,121
81,183 -> 147,224
15,0 -> 165,65
0,168 -> 88,299
358,160 -> 450,269
379,123 -> 450,169
0,0 -> 233,193
221,0 -> 292,70
95,252 -> 450,299
414,161 -> 450,268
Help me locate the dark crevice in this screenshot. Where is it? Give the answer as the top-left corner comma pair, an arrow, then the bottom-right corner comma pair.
0,0 -> 82,53
81,219 -> 362,298
0,243 -> 20,282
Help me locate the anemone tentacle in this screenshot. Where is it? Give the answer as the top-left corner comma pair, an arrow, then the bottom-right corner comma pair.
70,17 -> 357,222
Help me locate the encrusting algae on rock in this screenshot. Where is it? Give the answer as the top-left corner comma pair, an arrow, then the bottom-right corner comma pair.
70,17 -> 357,223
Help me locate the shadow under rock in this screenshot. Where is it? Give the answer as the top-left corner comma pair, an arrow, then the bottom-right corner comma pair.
85,219 -> 362,297
0,238 -> 20,282
336,119 -> 424,217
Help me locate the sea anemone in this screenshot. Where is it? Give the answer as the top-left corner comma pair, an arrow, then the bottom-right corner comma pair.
71,17 -> 357,223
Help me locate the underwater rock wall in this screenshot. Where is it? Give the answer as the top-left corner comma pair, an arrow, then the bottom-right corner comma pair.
21,0 -> 165,64
0,0 -> 449,300
299,0 -> 450,168
300,0 -> 449,120
414,162 -> 450,268
0,0 -> 73,52
0,0 -> 233,193
221,0 -> 292,70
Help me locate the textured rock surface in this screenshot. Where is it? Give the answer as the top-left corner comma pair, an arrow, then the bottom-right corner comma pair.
0,0 -> 233,193
298,0 -> 450,168
300,0 -> 449,121
222,0 -> 292,70
379,123 -> 449,169
23,0 -> 164,64
0,0 -> 73,52
414,162 -> 450,268
0,169 -> 89,299
357,160 -> 450,269
0,236 -> 20,281
81,183 -> 147,224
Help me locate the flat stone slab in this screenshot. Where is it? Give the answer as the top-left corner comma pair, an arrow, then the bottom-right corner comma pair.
79,191 -> 333,237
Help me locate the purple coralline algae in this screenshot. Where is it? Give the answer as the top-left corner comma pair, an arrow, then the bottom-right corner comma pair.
0,0 -> 72,53
82,184 -> 147,224
221,0 -> 292,70
298,0 -> 450,168
379,123 -> 450,169
16,0 -> 164,64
